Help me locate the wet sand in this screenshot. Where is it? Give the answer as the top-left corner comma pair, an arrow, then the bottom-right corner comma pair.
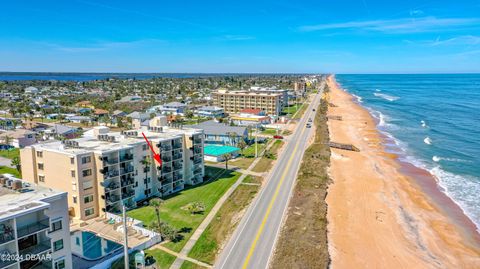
326,75 -> 480,268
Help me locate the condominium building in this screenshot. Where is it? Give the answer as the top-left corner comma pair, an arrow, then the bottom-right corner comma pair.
20,117 -> 205,221
249,87 -> 289,107
212,89 -> 282,116
0,174 -> 72,269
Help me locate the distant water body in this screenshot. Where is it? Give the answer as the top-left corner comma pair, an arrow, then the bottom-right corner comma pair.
336,74 -> 480,231
0,72 -> 296,82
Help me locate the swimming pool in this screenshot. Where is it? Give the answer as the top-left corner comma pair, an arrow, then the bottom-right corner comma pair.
70,230 -> 122,260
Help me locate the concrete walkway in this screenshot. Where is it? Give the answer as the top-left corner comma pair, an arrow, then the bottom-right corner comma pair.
151,244 -> 212,268
0,156 -> 13,168
169,138 -> 278,269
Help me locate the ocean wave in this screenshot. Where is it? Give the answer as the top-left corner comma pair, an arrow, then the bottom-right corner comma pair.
352,94 -> 363,103
429,166 -> 480,232
424,136 -> 432,145
373,92 -> 400,101
432,156 -> 472,163
375,89 -> 381,92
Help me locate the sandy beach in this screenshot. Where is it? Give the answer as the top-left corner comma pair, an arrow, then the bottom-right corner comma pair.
326,75 -> 480,268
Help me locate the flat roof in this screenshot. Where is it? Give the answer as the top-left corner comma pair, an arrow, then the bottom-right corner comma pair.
204,145 -> 240,157
0,174 -> 64,220
30,126 -> 203,155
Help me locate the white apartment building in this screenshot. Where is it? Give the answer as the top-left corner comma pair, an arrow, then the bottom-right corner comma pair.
0,174 -> 72,269
20,117 -> 205,220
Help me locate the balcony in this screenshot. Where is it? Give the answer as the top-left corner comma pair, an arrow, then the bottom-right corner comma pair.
19,239 -> 51,258
0,257 -> 17,269
194,167 -> 203,175
103,181 -> 120,192
104,170 -> 119,179
193,157 -> 202,165
0,222 -> 15,244
103,157 -> 119,166
121,190 -> 135,199
119,154 -> 133,162
173,172 -> 183,181
161,156 -> 172,162
120,166 -> 134,175
172,142 -> 182,149
16,218 -> 50,238
106,195 -> 120,204
121,178 -> 134,187
172,153 -> 182,160
193,137 -> 202,144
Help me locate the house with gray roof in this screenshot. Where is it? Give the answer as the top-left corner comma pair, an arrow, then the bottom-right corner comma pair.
158,102 -> 187,115
186,120 -> 248,146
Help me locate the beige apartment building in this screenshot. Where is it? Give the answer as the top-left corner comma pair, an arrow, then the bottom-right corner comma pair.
213,89 -> 282,116
20,117 -> 204,221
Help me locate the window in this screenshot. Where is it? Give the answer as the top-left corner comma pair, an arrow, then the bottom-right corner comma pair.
71,170 -> 75,177
36,151 -> 43,158
51,219 -> 62,232
53,239 -> 64,251
54,259 -> 65,269
81,156 -> 91,164
83,180 -> 93,190
84,195 -> 94,204
85,207 -> 94,217
73,196 -> 77,204
38,163 -> 44,170
82,169 -> 92,177
70,157 -> 75,164
38,175 -> 45,182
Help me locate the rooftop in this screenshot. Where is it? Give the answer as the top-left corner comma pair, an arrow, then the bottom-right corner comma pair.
0,174 -> 64,220
186,120 -> 247,136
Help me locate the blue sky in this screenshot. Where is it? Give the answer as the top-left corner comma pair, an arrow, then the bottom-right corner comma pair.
1,0 -> 480,73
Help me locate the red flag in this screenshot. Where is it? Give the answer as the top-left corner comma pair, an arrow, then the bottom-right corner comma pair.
142,132 -> 162,166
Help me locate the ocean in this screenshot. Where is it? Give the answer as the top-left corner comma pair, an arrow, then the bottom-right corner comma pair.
336,74 -> 480,231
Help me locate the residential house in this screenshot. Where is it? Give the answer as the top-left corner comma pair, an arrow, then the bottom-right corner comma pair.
0,129 -> 37,148
186,120 -> 248,146
158,102 -> 187,115
195,106 -> 224,118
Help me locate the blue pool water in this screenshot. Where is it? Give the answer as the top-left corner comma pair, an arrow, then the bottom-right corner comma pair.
71,230 -> 122,260
336,74 -> 480,230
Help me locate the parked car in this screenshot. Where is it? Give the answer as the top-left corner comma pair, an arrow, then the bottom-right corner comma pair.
273,135 -> 284,139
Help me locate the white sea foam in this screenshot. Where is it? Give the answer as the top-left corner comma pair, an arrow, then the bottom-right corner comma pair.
374,92 -> 399,101
375,89 -> 381,92
424,136 -> 432,145
352,94 -> 363,103
421,120 -> 427,128
432,156 -> 471,163
433,156 -> 441,162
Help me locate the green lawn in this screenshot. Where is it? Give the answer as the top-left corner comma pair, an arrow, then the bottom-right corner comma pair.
0,148 -> 19,159
252,140 -> 284,173
110,249 -> 176,269
293,102 -> 309,119
0,166 -> 20,177
179,260 -> 206,269
241,140 -> 270,158
127,166 -> 240,252
261,128 -> 279,136
188,175 -> 260,264
281,104 -> 302,115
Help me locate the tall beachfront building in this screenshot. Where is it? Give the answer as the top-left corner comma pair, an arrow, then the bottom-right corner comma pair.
212,89 -> 282,116
20,117 -> 204,221
0,174 -> 72,269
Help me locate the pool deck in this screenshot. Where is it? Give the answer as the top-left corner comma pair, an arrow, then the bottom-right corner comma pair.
71,217 -> 151,248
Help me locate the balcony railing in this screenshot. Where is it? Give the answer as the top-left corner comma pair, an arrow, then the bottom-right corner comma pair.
121,178 -> 134,187
0,257 -> 17,269
104,170 -> 119,179
122,190 -> 135,199
194,168 -> 203,175
193,138 -> 202,144
103,157 -> 119,165
104,182 -> 120,192
16,218 -> 50,238
172,153 -> 182,160
19,240 -> 51,258
161,156 -> 172,162
193,157 -> 202,165
173,142 -> 182,149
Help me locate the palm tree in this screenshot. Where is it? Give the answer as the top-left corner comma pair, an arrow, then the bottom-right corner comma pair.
221,153 -> 232,170
11,157 -> 21,173
149,198 -> 164,226
141,156 -> 152,197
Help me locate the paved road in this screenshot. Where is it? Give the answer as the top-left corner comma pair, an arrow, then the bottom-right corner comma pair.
215,84 -> 324,269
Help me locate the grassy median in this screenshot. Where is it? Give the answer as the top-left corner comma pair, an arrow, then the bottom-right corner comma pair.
270,97 -> 331,268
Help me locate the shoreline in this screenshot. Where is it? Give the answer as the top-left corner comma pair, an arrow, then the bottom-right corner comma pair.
326,75 -> 480,268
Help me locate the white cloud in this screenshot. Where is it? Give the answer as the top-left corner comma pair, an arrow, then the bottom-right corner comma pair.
298,17 -> 480,34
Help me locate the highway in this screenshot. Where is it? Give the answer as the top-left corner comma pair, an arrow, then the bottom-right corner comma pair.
215,83 -> 324,269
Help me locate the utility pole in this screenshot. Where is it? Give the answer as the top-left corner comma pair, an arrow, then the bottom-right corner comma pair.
123,205 -> 129,269
255,125 -> 258,158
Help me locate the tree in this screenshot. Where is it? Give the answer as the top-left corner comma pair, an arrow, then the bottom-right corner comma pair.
1,135 -> 12,146
149,198 -> 164,226
221,153 -> 232,170
11,157 -> 21,173
141,156 -> 152,197
184,110 -> 194,119
237,140 -> 247,155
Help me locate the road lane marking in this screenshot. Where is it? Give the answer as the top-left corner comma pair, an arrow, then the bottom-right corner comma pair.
241,110 -> 312,269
